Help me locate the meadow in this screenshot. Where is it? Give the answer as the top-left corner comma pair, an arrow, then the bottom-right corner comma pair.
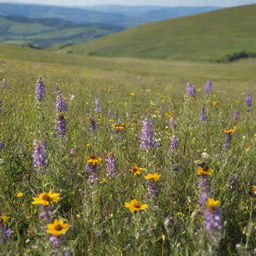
0,48 -> 256,256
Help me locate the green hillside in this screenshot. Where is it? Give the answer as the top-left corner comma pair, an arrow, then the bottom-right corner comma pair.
0,16 -> 122,49
64,5 -> 256,62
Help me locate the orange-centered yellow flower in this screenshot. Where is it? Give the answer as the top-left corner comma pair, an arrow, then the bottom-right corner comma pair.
206,198 -> 220,211
144,173 -> 161,182
252,185 -> 256,195
47,219 -> 69,236
130,164 -> 144,176
0,216 -> 10,224
87,154 -> 102,165
196,168 -> 213,176
32,192 -> 60,206
124,200 -> 148,213
112,123 -> 126,130
224,128 -> 235,134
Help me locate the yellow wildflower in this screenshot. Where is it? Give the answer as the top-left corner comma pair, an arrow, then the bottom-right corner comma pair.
16,192 -> 24,198
144,173 -> 161,182
196,168 -> 213,176
212,100 -> 220,106
252,185 -> 256,195
0,216 -> 9,224
87,154 -> 102,165
47,219 -> 69,236
112,123 -> 126,130
129,92 -> 135,96
224,128 -> 235,134
32,192 -> 60,206
207,198 -> 220,211
130,164 -> 144,176
124,200 -> 148,213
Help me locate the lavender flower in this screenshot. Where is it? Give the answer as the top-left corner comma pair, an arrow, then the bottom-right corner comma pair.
0,142 -> 3,152
170,134 -> 179,151
105,153 -> 116,177
205,80 -> 213,94
50,236 -> 62,248
56,114 -> 67,137
198,175 -> 210,210
35,78 -> 46,101
56,95 -> 68,113
2,79 -> 6,88
233,111 -> 239,120
185,82 -> 196,96
146,181 -> 158,200
94,97 -> 101,114
200,107 -> 207,122
54,87 -> 60,96
245,94 -> 253,107
32,140 -> 47,172
140,117 -> 155,149
85,164 -> 99,184
39,206 -> 52,222
90,117 -> 97,132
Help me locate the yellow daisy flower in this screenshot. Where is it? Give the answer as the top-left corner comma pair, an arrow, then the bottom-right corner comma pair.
47,219 -> 69,237
16,192 -> 24,198
32,192 -> 60,206
206,198 -> 220,211
112,123 -> 126,130
144,173 -> 161,182
124,200 -> 148,213
0,216 -> 10,224
196,168 -> 213,176
224,128 -> 235,134
130,164 -> 144,176
252,185 -> 256,195
87,154 -> 102,165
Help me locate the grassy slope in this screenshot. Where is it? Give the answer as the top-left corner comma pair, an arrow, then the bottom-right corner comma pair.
64,5 -> 256,61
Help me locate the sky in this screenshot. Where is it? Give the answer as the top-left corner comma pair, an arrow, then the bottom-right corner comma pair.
2,0 -> 256,7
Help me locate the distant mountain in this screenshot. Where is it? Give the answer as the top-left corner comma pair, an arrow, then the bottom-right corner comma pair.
0,3 -> 219,28
0,15 -> 122,49
63,5 -> 256,62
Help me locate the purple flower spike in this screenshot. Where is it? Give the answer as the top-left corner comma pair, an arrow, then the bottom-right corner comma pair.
105,153 -> 116,177
170,134 -> 179,151
94,97 -> 102,114
245,94 -> 253,108
56,95 -> 68,113
85,164 -> 99,184
233,111 -> 239,121
35,78 -> 46,101
32,140 -> 47,173
140,117 -> 155,149
205,80 -> 213,94
56,114 -> 67,137
90,117 -> 97,132
185,82 -> 196,96
200,107 -> 207,122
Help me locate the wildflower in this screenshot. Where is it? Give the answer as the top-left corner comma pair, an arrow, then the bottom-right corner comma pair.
252,185 -> 256,196
16,192 -> 24,198
205,80 -> 213,94
108,109 -> 114,118
197,167 -> 213,176
201,152 -> 209,159
124,200 -> 148,213
233,111 -> 239,120
212,100 -> 219,106
130,164 -> 144,176
56,95 -> 68,113
140,117 -> 155,149
87,154 -> 102,165
32,140 -> 47,172
105,153 -> 117,177
185,82 -> 196,96
204,198 -> 222,233
35,77 -> 46,101
89,117 -> 97,132
170,134 -> 179,151
0,216 -> 9,224
112,123 -> 126,131
0,216 -> 12,244
167,113 -> 176,129
1,79 -> 6,88
200,107 -> 207,122
0,142 -> 4,152
94,97 -> 101,114
129,92 -> 135,96
198,166 -> 211,210
54,87 -> 60,96
32,192 -> 60,206
56,113 -> 67,137
245,94 -> 253,108
47,219 -> 69,237
223,128 -> 235,150
144,173 -> 161,182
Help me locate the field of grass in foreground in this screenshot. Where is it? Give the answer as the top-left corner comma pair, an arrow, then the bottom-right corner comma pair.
0,50 -> 256,255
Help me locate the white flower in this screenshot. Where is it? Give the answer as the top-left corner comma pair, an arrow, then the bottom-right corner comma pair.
201,152 -> 209,159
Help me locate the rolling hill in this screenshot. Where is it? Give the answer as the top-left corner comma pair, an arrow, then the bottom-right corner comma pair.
0,15 -> 122,49
63,5 -> 256,62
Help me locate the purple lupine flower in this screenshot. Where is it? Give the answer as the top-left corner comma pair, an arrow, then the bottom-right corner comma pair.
69,148 -> 76,156
203,198 -> 222,234
39,205 -> 52,222
32,140 -> 47,172
140,117 -> 155,149
185,82 -> 196,96
50,236 -> 62,248
94,97 -> 101,114
245,94 -> 253,108
198,175 -> 210,210
205,80 -> 213,94
56,95 -> 68,113
222,129 -> 234,151
56,114 -> 67,137
146,181 -> 158,200
170,134 -> 179,151
85,164 -> 99,184
2,79 -> 6,88
200,107 -> 207,122
0,142 -> 3,152
54,87 -> 60,96
35,78 -> 46,101
233,111 -> 239,121
105,153 -> 116,177
0,218 -> 12,244
90,117 -> 97,132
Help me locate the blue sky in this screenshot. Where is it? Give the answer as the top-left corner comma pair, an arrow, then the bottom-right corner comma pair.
2,0 -> 256,6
